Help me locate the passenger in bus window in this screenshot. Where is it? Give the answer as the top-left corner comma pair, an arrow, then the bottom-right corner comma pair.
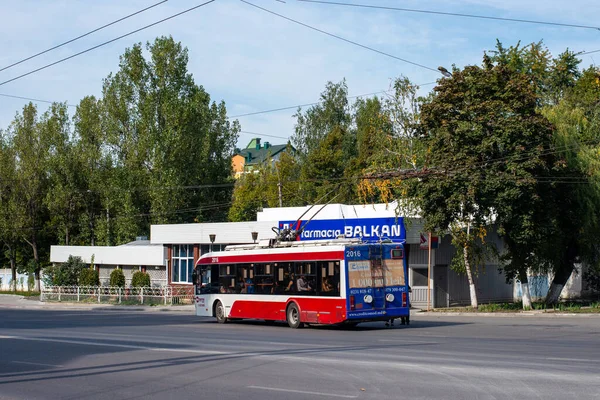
245,277 -> 255,294
297,275 -> 312,292
331,265 -> 340,292
284,273 -> 295,292
321,277 -> 333,292
271,281 -> 283,294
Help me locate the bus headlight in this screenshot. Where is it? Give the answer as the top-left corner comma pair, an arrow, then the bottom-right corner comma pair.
385,293 -> 395,302
364,295 -> 373,304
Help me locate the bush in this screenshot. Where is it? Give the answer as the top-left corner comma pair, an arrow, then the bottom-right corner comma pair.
584,265 -> 600,295
131,271 -> 151,288
79,268 -> 100,286
50,256 -> 86,286
110,268 -> 126,288
27,274 -> 35,291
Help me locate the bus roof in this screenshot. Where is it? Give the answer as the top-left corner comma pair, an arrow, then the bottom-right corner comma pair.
195,238 -> 405,266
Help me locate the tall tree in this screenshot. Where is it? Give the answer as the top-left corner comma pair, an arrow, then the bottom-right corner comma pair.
44,103 -> 82,246
0,129 -> 20,289
292,80 -> 352,160
101,36 -> 238,237
539,67 -> 600,304
10,103 -> 61,290
410,57 -> 555,309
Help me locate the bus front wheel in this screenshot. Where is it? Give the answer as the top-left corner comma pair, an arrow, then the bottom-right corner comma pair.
286,303 -> 304,329
215,301 -> 227,324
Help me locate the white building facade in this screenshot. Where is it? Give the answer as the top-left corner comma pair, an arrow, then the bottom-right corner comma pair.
50,203 -> 585,307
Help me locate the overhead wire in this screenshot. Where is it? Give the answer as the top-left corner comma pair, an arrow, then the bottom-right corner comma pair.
296,0 -> 600,31
0,0 -> 216,87
239,0 -> 441,74
0,92 -> 76,107
579,49 -> 600,56
229,83 -> 437,119
0,0 -> 169,73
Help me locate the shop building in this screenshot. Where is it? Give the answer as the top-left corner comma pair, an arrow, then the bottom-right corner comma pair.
50,203 -> 585,308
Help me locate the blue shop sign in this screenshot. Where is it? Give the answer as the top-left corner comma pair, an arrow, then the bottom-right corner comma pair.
278,217 -> 405,242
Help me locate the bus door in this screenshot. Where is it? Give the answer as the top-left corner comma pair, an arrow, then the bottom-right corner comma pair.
369,244 -> 386,310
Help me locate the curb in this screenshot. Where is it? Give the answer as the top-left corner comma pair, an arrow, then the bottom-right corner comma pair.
412,311 -> 600,317
0,301 -> 194,312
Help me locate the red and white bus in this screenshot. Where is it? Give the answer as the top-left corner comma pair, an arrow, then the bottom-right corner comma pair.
192,238 -> 410,328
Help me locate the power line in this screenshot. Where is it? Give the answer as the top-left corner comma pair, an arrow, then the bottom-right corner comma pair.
239,0 -> 441,74
0,0 -> 169,73
579,49 -> 600,56
0,0 -> 216,88
240,130 -> 290,140
297,0 -> 600,31
0,93 -> 76,107
229,82 -> 436,119
230,90 -> 388,118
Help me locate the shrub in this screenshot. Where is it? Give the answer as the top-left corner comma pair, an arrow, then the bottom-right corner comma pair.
110,268 -> 126,288
131,271 -> 151,288
583,265 -> 600,295
27,274 -> 35,291
79,268 -> 100,286
50,256 -> 86,286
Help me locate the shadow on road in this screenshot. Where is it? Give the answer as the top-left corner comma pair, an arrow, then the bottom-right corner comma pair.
0,308 -> 197,331
202,317 -> 471,331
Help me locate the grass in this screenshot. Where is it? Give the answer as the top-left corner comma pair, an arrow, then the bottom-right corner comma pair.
431,300 -> 600,313
0,290 -> 40,297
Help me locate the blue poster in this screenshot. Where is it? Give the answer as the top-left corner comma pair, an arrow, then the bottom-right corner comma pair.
278,217 -> 405,242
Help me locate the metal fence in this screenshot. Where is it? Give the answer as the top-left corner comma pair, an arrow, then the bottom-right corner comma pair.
41,286 -> 194,305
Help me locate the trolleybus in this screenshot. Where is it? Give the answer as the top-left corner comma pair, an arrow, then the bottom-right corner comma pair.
192,238 -> 410,328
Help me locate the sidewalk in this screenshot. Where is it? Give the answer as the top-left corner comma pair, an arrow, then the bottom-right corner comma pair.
411,309 -> 600,317
0,294 -> 195,312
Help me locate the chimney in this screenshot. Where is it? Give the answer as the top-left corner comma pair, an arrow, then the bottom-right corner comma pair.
255,138 -> 261,150
264,142 -> 270,149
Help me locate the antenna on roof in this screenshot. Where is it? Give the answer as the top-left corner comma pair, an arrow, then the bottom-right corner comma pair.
273,185 -> 342,242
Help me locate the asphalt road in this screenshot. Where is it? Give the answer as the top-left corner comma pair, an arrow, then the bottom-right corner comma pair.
0,306 -> 599,400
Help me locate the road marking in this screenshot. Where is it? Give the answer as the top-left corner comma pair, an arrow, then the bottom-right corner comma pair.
12,361 -> 63,368
248,386 -> 358,398
546,357 -> 599,363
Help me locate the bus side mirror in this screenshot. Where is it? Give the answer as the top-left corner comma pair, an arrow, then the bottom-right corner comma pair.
192,269 -> 198,285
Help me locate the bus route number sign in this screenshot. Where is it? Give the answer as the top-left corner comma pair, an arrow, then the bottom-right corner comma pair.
345,246 -> 368,260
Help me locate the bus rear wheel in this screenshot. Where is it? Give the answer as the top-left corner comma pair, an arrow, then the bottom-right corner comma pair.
215,301 -> 227,324
286,303 -> 303,329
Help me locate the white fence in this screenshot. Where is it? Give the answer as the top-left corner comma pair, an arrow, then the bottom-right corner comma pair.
41,286 -> 194,305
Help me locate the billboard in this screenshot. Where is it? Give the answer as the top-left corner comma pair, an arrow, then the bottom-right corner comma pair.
278,217 -> 405,242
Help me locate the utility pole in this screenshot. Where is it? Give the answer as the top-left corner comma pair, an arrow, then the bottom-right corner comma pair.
278,180 -> 283,207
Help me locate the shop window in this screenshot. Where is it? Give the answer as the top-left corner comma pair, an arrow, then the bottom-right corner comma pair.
412,268 -> 428,287
172,244 -> 194,283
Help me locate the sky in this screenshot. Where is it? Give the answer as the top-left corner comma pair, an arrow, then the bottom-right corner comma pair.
0,0 -> 598,149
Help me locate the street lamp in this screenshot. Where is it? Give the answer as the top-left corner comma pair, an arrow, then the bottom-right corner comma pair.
251,231 -> 258,243
209,234 -> 216,253
438,66 -> 452,78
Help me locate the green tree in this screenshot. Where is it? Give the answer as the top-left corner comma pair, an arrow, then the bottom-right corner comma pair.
490,41 -> 600,304
10,103 -> 59,291
412,57 -> 554,309
102,36 -> 238,232
538,73 -> 600,304
228,171 -> 267,222
292,80 -> 352,159
229,146 -> 302,222
47,255 -> 86,286
131,271 -> 151,287
0,130 -> 21,289
44,103 -> 83,246
110,268 -> 126,288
